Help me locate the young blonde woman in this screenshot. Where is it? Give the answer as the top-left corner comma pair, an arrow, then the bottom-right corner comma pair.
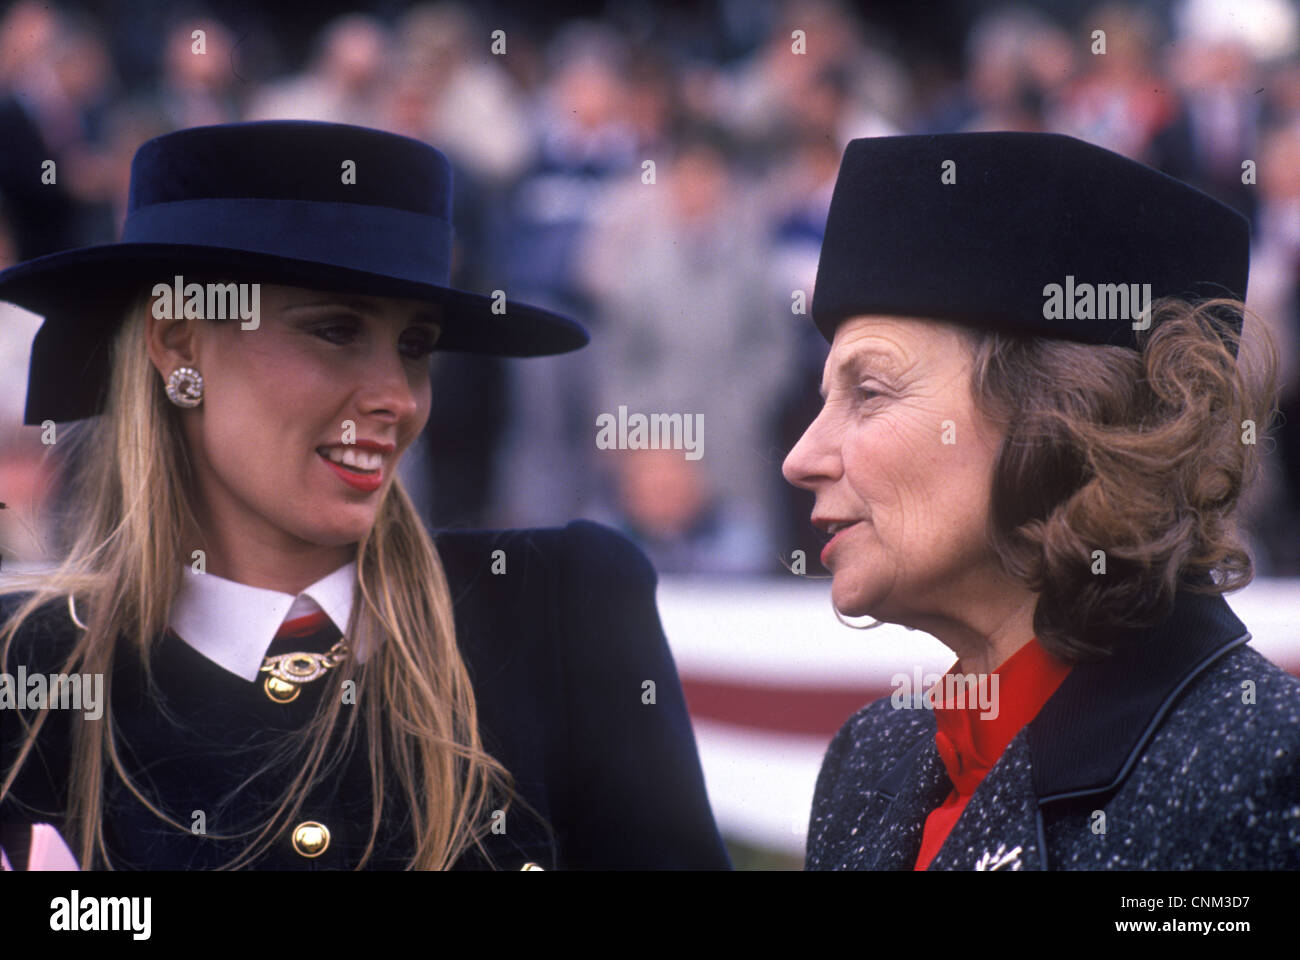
0,120 -> 729,870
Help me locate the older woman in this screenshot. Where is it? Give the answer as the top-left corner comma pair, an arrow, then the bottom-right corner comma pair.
785,132 -> 1299,871
0,120 -> 728,870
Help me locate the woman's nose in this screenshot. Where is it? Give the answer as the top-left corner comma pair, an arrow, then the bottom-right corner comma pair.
782,412 -> 839,491
358,347 -> 420,422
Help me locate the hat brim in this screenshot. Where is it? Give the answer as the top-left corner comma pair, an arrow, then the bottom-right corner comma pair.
0,241 -> 589,355
0,243 -> 590,423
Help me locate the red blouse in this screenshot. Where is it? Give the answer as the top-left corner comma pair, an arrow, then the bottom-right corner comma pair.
913,637 -> 1072,871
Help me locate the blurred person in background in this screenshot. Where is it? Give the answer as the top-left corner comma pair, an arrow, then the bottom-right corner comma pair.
1150,0 -> 1298,223
598,448 -> 767,576
1242,121 -> 1300,574
157,16 -> 243,129
69,103 -> 170,242
581,124 -> 791,574
0,1 -> 80,258
1261,55 -> 1300,129
1050,3 -> 1177,161
1150,35 -> 1263,222
0,0 -> 74,151
919,5 -> 1075,134
715,0 -> 906,154
621,50 -> 680,158
493,22 -> 638,528
245,14 -> 388,126
11,11 -> 119,173
385,2 -> 533,187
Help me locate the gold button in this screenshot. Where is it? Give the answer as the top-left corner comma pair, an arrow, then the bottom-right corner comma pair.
291,821 -> 330,858
264,676 -> 300,703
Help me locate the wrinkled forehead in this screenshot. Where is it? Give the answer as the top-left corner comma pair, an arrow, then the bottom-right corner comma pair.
822,315 -> 977,385
829,313 -> 979,348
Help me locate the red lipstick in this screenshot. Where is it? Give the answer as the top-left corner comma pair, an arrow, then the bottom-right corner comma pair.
317,449 -> 384,492
819,521 -> 862,566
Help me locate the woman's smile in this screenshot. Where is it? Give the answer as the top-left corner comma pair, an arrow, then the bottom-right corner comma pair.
147,283 -> 437,583
317,448 -> 385,492
315,440 -> 396,494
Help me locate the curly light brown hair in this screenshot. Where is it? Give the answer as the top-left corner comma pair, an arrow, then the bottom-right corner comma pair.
964,297 -> 1281,663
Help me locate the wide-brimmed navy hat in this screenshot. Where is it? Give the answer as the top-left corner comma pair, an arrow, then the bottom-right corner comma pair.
812,132 -> 1249,356
0,120 -> 589,423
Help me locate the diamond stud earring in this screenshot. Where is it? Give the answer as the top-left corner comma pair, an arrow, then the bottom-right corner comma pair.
165,366 -> 204,408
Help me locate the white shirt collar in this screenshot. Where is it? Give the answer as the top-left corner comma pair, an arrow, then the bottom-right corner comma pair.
170,561 -> 361,682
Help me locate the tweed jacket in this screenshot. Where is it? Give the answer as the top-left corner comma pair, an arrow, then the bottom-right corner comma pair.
1,520 -> 731,870
806,588 -> 1300,870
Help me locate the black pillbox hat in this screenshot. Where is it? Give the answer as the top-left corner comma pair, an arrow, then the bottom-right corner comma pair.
810,132 -> 1250,355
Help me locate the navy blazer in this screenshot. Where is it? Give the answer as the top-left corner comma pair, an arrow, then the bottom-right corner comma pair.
0,520 -> 731,870
806,588 -> 1300,870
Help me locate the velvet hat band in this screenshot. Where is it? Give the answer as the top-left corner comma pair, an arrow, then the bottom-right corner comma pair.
120,198 -> 454,283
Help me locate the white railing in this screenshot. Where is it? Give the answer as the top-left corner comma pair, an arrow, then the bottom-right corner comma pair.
656,575 -> 1300,855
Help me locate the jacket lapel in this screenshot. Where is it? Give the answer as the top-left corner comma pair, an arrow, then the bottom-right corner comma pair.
1027,590 -> 1249,801
926,732 -> 1042,871
859,735 -> 953,870
857,588 -> 1250,871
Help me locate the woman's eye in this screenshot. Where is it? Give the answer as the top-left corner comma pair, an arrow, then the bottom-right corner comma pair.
310,318 -> 439,358
312,320 -> 358,344
400,337 -> 439,359
856,385 -> 880,402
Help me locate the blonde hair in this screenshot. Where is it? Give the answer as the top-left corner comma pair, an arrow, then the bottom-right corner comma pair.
1,288 -> 522,869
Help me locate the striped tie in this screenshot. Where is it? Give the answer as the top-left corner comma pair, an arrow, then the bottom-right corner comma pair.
265,610 -> 342,658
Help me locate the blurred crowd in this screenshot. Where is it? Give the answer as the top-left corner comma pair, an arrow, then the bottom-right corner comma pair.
2,0 -> 1299,576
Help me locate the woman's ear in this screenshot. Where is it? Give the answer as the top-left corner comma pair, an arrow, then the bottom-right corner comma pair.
144,291 -> 201,378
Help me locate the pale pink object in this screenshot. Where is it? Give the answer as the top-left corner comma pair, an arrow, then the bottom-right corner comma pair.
0,823 -> 79,870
